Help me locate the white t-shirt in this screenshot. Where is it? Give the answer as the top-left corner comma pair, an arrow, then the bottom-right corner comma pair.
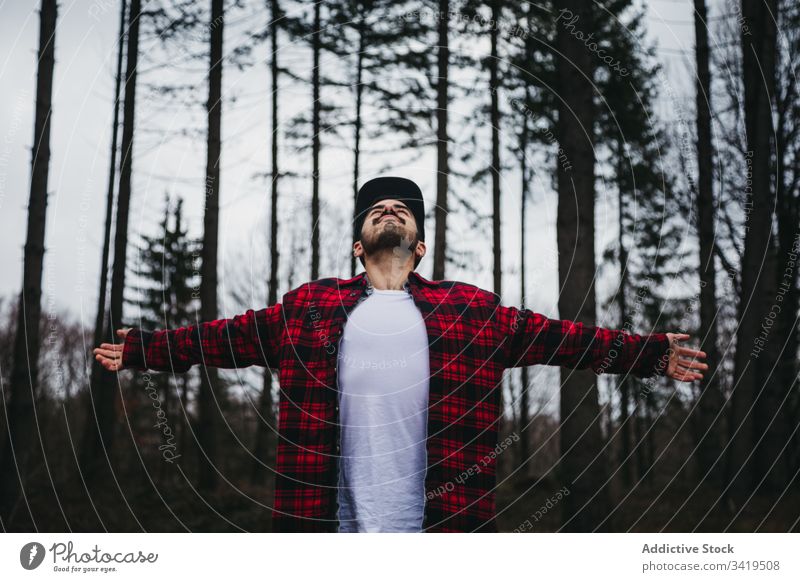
336,288 -> 430,532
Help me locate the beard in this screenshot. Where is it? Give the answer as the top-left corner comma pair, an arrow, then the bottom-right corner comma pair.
361,222 -> 418,262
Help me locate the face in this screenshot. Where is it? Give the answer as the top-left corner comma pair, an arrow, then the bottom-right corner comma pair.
354,198 -> 425,266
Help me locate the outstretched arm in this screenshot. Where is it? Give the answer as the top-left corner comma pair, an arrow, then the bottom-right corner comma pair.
495,305 -> 707,381
93,304 -> 284,373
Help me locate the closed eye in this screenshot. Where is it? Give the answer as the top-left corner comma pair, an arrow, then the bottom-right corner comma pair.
369,205 -> 410,216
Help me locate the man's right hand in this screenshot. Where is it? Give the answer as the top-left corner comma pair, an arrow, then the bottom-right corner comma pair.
93,328 -> 131,372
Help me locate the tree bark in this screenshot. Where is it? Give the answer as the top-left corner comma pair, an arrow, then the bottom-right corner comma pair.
490,0 -> 501,296
252,0 -> 281,487
614,140 -> 634,489
691,0 -> 725,488
519,91 -> 530,474
351,15 -> 365,277
774,61 -> 800,481
555,0 -> 612,531
728,0 -> 778,504
79,0 -> 141,484
433,0 -> 449,280
0,0 -> 58,526
91,0 -> 127,406
197,0 -> 225,492
310,0 -> 321,280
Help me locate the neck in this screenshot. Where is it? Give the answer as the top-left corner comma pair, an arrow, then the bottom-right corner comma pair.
363,256 -> 413,290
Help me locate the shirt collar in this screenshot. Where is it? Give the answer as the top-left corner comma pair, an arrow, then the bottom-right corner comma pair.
360,271 -> 412,296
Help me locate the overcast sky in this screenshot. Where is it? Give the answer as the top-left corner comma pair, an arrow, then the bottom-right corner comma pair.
0,0 -> 705,332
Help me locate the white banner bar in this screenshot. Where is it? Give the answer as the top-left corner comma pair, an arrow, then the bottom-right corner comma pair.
2,533 -> 797,580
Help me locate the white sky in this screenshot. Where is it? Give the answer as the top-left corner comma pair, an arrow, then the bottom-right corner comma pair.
0,0 -> 707,333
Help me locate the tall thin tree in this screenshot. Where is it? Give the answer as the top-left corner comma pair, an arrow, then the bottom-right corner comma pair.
310,0 -> 321,280
554,0 -> 612,531
433,0 -> 449,280
91,0 -> 128,427
489,0 -> 501,296
351,3 -> 366,277
251,0 -> 281,487
80,0 -> 142,484
518,85 -> 532,473
197,0 -> 225,492
728,0 -> 778,503
691,0 -> 723,486
0,0 -> 58,526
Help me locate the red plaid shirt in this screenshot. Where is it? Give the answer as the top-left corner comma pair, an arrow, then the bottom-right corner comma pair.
122,270 -> 671,532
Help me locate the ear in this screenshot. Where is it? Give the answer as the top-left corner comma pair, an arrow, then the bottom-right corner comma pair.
415,240 -> 427,260
353,240 -> 364,258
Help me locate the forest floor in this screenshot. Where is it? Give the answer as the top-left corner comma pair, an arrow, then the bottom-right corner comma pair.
495,473 -> 800,532
6,468 -> 798,532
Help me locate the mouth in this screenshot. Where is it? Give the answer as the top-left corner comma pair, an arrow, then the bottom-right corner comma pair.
377,215 -> 402,225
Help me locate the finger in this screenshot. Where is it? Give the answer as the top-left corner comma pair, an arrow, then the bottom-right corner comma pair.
102,359 -> 120,372
99,343 -> 123,352
101,356 -> 121,372
670,366 -> 703,380
95,353 -> 116,365
671,333 -> 691,342
677,358 -> 709,371
116,329 -> 129,339
673,371 -> 702,382
676,369 -> 705,382
95,355 -> 115,370
675,365 -> 702,378
677,346 -> 707,359
94,348 -> 122,359
95,354 -> 122,362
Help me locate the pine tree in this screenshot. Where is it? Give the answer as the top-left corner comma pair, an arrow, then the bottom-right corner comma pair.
594,0 -> 691,487
129,195 -> 200,477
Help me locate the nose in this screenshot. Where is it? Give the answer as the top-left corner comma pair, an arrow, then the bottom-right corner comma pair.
377,209 -> 402,222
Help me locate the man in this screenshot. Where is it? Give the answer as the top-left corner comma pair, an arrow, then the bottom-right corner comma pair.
94,176 -> 707,533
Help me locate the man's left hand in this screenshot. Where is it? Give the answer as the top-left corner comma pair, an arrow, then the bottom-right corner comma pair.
664,333 -> 708,382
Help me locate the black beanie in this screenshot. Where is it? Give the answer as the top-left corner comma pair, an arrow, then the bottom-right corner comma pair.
354,177 -> 425,242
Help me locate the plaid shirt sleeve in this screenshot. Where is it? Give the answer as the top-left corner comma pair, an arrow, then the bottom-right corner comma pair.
496,305 -> 671,378
121,305 -> 284,373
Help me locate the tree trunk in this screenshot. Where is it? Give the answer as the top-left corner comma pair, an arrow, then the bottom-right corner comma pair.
555,0 -> 612,531
310,0 -> 321,280
351,17 -> 365,277
690,0 -> 724,488
433,0 -> 449,280
614,141 -> 634,489
0,0 -> 58,526
634,392 -> 647,482
79,0 -> 141,484
518,87 -> 530,475
252,0 -> 281,487
197,0 -> 225,492
92,0 -> 127,378
775,81 -> 800,481
490,0 -> 501,296
753,238 -> 786,491
728,0 -> 778,504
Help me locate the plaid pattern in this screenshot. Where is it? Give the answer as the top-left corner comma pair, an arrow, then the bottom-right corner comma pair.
123,270 -> 671,532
